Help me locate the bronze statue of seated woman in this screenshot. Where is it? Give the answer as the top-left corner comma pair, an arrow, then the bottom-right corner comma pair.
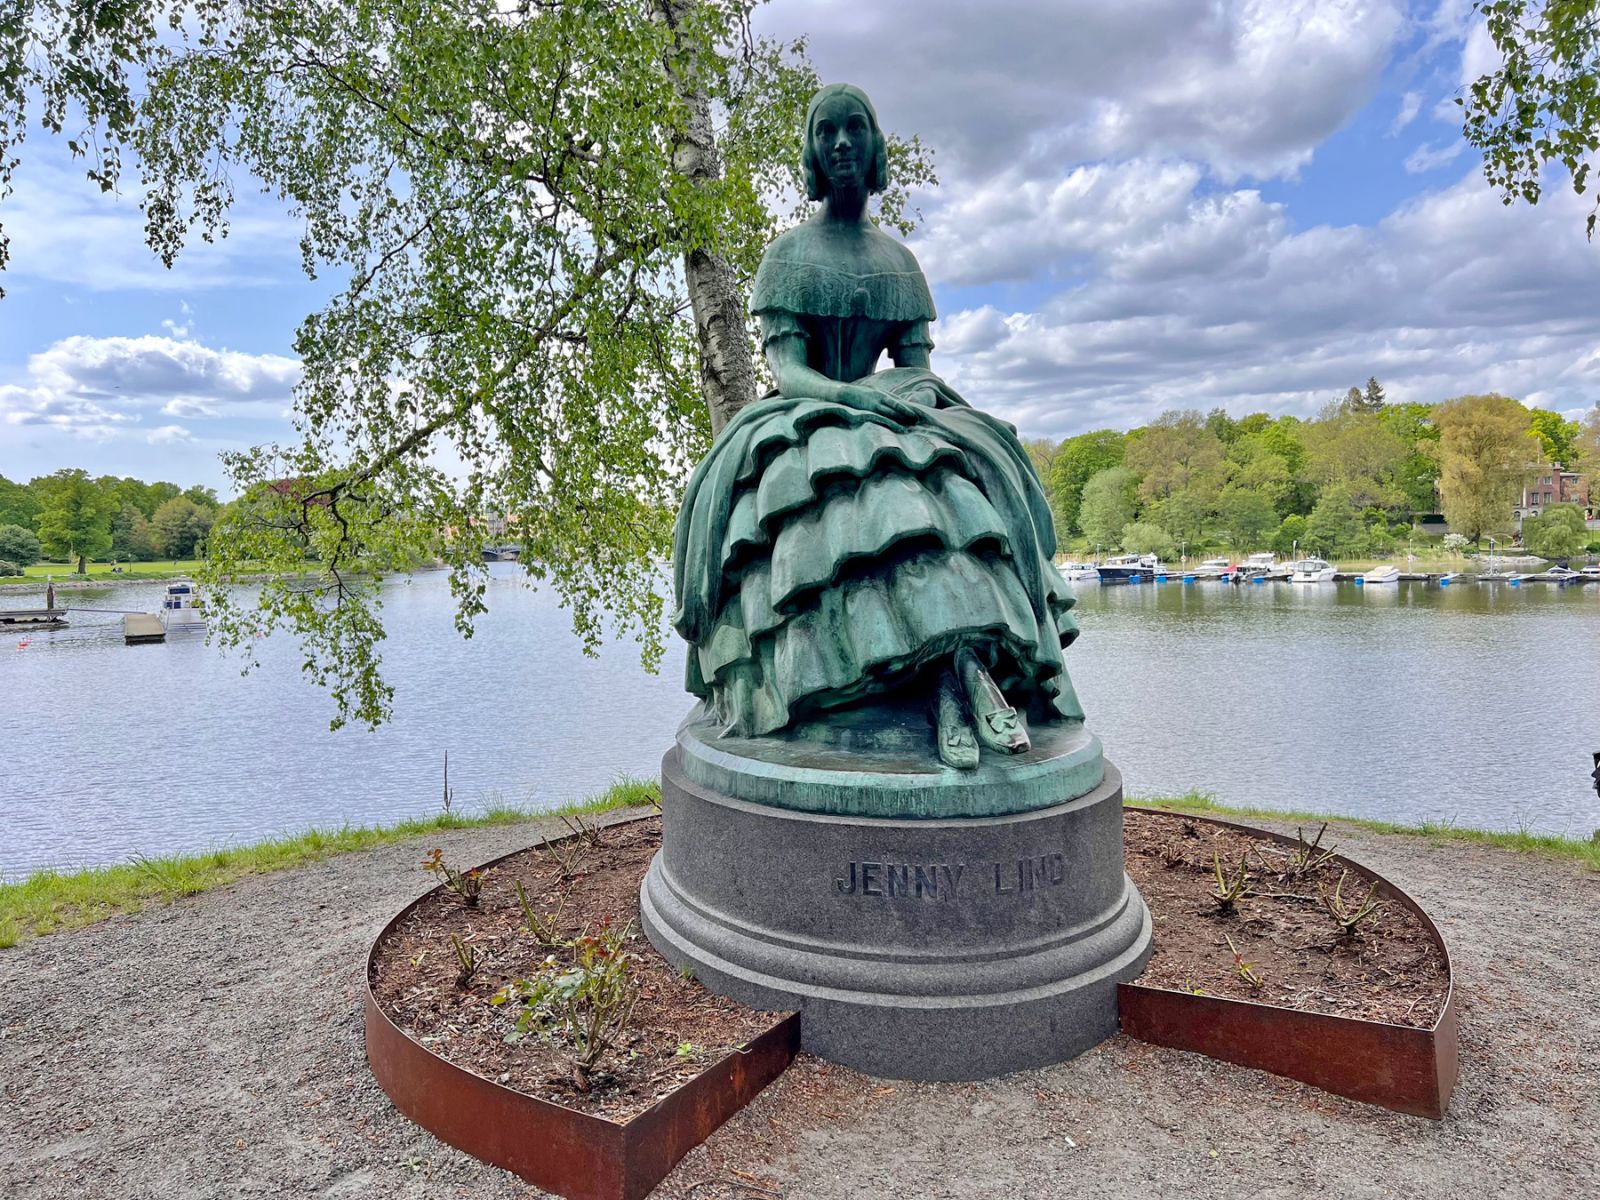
672,83 -> 1083,770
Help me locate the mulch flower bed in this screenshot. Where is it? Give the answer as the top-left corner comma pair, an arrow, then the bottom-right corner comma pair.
1123,808 -> 1449,1027
370,807 -> 1450,1127
368,815 -> 781,1122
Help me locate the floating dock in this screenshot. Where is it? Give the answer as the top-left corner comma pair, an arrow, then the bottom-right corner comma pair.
0,607 -> 67,629
122,614 -> 166,644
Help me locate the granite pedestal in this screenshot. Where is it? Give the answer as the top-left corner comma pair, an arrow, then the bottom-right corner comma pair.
640,707 -> 1153,1080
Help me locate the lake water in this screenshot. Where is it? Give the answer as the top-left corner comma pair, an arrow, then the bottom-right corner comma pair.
3,564 -> 1597,878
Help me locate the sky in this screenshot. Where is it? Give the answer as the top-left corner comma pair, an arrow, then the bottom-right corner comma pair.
1,0 -> 1597,494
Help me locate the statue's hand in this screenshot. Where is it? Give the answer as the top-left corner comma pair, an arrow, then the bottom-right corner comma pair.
836,383 -> 918,423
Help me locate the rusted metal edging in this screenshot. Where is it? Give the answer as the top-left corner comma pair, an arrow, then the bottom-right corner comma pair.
364,818 -> 800,1200
1118,805 -> 1458,1119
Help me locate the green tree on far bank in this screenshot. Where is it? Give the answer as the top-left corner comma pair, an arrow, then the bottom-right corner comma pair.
111,503 -> 163,561
0,523 -> 42,566
1271,514 -> 1309,557
152,497 -> 215,559
1522,503 -> 1590,558
1306,483 -> 1366,557
1078,466 -> 1138,550
1217,488 -> 1278,550
0,475 -> 41,529
35,470 -> 113,573
1049,430 -> 1126,535
1431,393 -> 1543,542
1118,521 -> 1175,560
1527,407 -> 1581,465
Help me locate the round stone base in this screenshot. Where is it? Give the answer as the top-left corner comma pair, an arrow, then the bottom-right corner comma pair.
640,728 -> 1153,1081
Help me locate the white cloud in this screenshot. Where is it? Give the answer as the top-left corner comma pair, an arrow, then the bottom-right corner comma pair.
0,335 -> 301,435
757,0 -> 1405,183
147,424 -> 195,445
925,165 -> 1600,439
1404,139 -> 1466,173
1390,90 -> 1423,135
2,149 -> 305,292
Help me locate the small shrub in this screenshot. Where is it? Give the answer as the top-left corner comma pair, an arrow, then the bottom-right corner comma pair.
493,921 -> 640,1092
1225,935 -> 1265,991
559,812 -> 605,847
451,935 -> 480,989
422,847 -> 484,906
514,878 -> 568,946
1284,823 -> 1338,881
538,831 -> 589,880
1211,850 -> 1250,914
1320,870 -> 1382,938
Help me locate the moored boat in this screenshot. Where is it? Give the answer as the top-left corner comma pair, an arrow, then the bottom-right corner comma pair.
1097,553 -> 1158,584
1360,565 -> 1400,585
1236,552 -> 1288,581
1288,557 -> 1336,583
159,581 -> 206,631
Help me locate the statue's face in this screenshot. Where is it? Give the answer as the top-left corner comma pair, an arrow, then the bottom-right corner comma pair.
810,92 -> 873,192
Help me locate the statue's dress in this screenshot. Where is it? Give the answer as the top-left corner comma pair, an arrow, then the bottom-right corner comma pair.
673,221 -> 1083,738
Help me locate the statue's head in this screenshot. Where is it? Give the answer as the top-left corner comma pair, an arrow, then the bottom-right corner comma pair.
802,83 -> 888,201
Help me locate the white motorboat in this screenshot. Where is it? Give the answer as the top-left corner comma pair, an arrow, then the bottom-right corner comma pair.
1288,557 -> 1337,583
1188,558 -> 1234,579
1058,561 -> 1101,581
1580,566 -> 1600,582
1530,565 -> 1580,583
1237,552 -> 1288,580
159,580 -> 206,631
1360,565 -> 1400,585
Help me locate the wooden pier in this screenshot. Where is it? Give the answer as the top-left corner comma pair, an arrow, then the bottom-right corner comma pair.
0,607 -> 67,629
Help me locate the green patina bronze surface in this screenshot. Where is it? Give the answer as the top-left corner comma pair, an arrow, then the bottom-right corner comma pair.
671,83 -> 1092,812
674,701 -> 1106,819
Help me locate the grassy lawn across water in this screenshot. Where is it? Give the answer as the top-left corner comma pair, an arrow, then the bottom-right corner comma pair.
1,560 -> 207,585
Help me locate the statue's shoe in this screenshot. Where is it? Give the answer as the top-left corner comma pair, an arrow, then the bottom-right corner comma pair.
976,705 -> 1031,755
934,675 -> 979,770
954,646 -> 1031,755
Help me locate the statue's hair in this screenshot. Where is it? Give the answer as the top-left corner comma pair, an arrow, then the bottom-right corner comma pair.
802,83 -> 888,201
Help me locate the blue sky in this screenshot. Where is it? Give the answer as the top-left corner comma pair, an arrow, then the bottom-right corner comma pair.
2,0 -> 1596,493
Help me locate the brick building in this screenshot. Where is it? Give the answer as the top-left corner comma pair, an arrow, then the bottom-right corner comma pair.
1514,463 -> 1590,522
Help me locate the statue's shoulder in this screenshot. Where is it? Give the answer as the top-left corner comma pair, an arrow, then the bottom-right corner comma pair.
753,222 -> 934,321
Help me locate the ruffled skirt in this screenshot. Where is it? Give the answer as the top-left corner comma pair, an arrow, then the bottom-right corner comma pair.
673,368 -> 1081,737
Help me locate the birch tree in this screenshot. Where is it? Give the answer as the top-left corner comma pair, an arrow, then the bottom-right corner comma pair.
2,0 -> 934,726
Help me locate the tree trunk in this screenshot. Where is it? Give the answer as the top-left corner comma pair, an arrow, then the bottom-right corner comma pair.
655,0 -> 759,438
76,553 -> 86,575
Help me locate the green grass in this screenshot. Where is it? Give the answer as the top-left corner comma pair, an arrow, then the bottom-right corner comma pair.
0,776 -> 659,949
0,560 -> 207,584
1128,791 -> 1600,871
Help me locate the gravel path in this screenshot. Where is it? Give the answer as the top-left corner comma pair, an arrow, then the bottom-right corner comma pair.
3,808 -> 1596,1200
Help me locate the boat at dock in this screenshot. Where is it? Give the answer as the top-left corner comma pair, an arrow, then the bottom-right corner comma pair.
159,581 -> 206,631
1186,558 -> 1234,580
1057,561 -> 1101,581
1360,565 -> 1400,585
1097,554 -> 1158,584
1289,557 -> 1336,583
1235,552 -> 1288,581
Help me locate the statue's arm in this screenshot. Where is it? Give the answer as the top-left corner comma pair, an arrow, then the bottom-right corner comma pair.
765,334 -> 851,404
891,345 -> 931,368
764,330 -> 917,422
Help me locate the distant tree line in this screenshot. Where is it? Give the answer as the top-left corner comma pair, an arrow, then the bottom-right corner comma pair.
0,470 -> 222,574
1024,382 -> 1600,561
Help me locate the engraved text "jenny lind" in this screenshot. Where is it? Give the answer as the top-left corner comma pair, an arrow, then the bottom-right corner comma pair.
833,855 -> 1066,900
